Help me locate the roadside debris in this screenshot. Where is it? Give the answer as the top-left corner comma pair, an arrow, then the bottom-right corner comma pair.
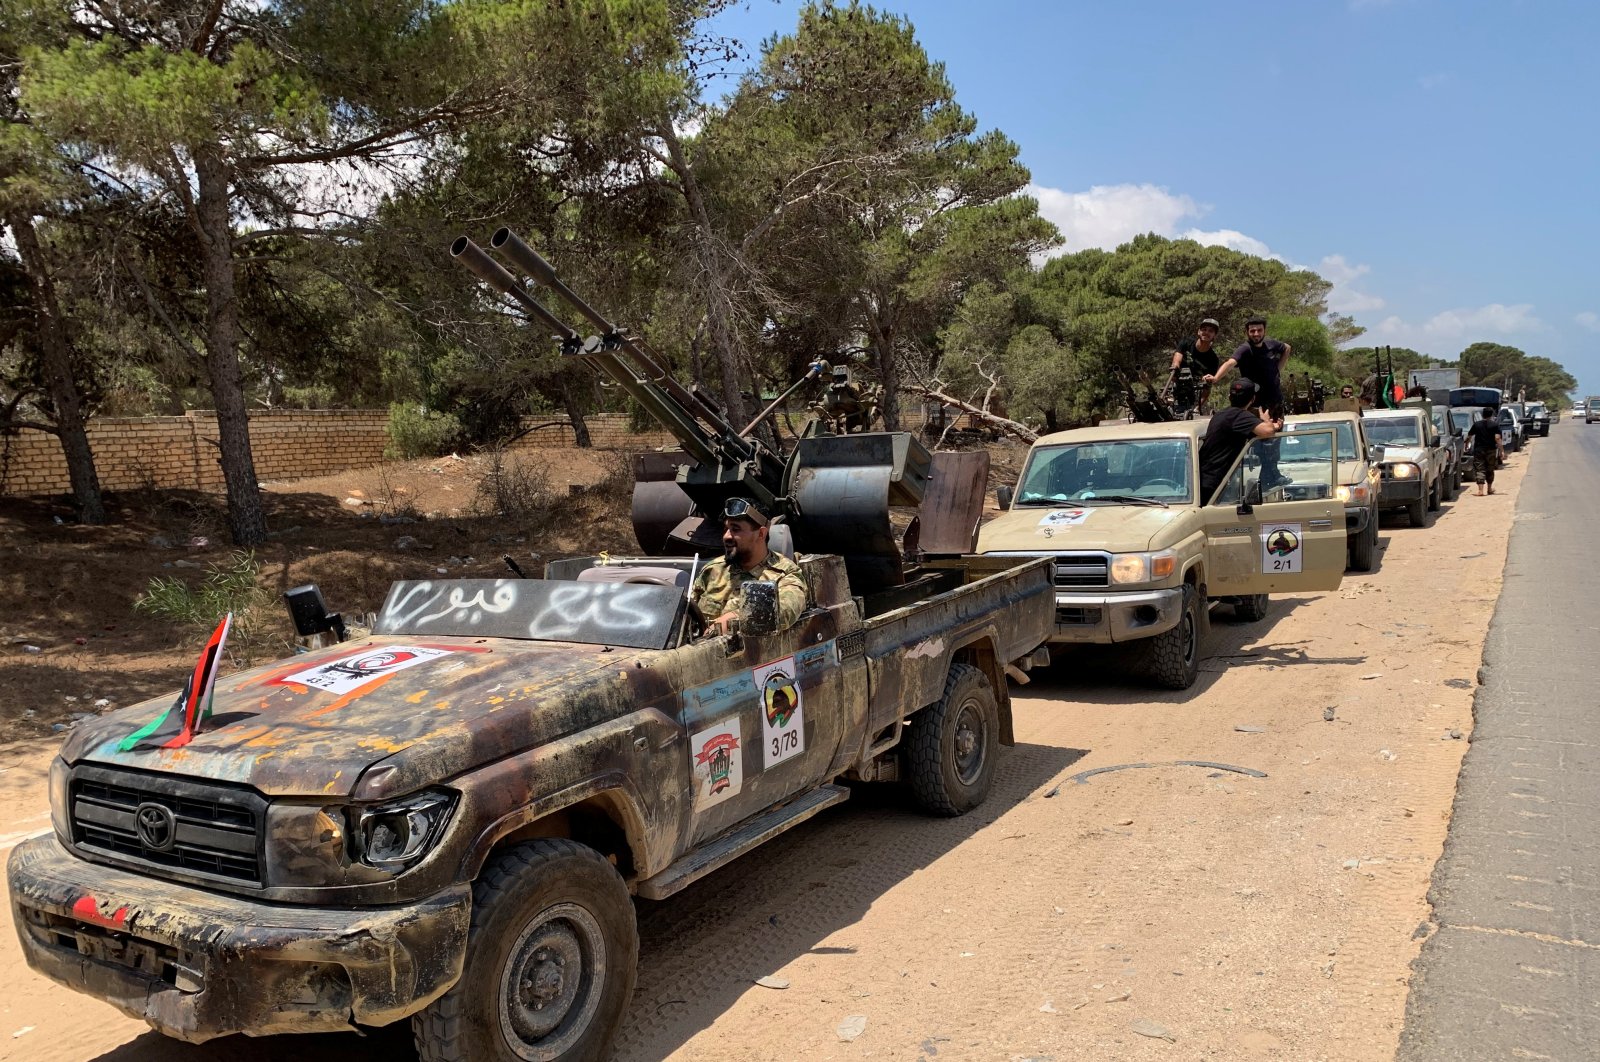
754,975 -> 789,990
1131,1018 -> 1176,1042
837,1015 -> 867,1042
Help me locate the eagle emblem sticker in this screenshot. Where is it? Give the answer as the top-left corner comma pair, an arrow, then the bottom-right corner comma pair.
755,657 -> 806,769
1261,523 -> 1303,574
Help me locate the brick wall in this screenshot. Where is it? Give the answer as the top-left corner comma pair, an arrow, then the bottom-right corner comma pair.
1,407 -> 934,498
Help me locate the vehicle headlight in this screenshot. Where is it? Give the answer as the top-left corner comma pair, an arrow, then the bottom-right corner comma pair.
351,790 -> 456,870
1391,463 -> 1417,479
1109,550 -> 1177,585
1336,483 -> 1370,504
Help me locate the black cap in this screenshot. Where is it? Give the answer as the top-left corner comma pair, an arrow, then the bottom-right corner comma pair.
1200,318 -> 1220,329
1230,379 -> 1258,399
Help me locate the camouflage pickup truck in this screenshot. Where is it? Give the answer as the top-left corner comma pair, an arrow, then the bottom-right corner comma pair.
7,554 -> 1052,1060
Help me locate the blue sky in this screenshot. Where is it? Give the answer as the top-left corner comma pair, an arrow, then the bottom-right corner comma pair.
704,0 -> 1600,398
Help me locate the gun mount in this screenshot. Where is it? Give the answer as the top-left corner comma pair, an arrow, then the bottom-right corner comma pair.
450,229 -> 959,594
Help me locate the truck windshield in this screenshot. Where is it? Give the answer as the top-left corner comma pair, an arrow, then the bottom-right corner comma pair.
1589,400 -> 1600,412
1450,409 -> 1475,433
1285,421 -> 1357,459
1364,417 -> 1423,446
1015,438 -> 1193,504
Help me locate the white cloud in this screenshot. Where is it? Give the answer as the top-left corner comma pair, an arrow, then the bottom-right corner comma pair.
1576,311 -> 1600,332
1366,303 -> 1543,351
1182,228 -> 1278,259
1317,254 -> 1386,314
1028,182 -> 1202,253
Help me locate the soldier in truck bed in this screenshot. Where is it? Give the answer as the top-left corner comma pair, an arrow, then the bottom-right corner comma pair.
690,498 -> 808,637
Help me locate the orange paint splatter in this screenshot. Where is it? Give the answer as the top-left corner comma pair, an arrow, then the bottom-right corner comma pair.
308,673 -> 398,717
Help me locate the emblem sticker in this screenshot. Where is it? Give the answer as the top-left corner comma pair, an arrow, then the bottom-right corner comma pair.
283,645 -> 453,695
691,717 -> 743,811
755,657 -> 805,769
1037,509 -> 1089,534
1261,523 -> 1303,574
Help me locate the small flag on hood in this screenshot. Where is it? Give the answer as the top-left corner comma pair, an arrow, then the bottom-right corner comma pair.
119,613 -> 232,752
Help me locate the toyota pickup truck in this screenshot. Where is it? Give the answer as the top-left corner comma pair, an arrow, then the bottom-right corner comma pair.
1364,407 -> 1444,528
1284,411 -> 1381,571
8,553 -> 1052,1060
977,420 -> 1346,689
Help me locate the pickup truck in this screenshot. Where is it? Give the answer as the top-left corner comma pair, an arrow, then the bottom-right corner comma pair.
1429,405 -> 1465,501
977,420 -> 1346,690
1522,401 -> 1552,437
1364,407 -> 1444,527
1284,411 -> 1381,571
8,553 -> 1052,1060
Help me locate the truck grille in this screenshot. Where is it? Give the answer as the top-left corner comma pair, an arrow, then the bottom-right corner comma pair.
1053,553 -> 1110,589
69,766 -> 264,885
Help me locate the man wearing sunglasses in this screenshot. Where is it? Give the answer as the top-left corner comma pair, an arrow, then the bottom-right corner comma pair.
690,499 -> 808,637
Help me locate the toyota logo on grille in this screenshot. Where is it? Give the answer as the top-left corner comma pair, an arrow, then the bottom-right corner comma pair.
135,802 -> 177,852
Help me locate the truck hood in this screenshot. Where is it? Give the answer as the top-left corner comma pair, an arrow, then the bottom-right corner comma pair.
1336,459 -> 1367,485
59,636 -> 658,799
977,504 -> 1181,553
1378,445 -> 1429,464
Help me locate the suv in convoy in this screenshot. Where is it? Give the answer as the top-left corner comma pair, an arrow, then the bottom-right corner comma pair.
1429,405 -> 1466,499
1284,411 -> 1381,571
1364,407 -> 1444,527
978,420 -> 1347,689
1587,397 -> 1600,424
8,553 -> 1054,1056
1498,406 -> 1525,451
1523,402 -> 1552,435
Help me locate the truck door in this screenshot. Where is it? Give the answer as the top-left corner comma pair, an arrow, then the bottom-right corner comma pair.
677,598 -> 850,848
1202,427 -> 1346,594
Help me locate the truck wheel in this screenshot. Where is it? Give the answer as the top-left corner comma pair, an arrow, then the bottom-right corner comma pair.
1348,517 -> 1377,572
1441,470 -> 1456,502
413,839 -> 637,1062
1235,593 -> 1269,623
1427,480 -> 1440,511
908,663 -> 998,817
1406,496 -> 1428,527
1141,584 -> 1200,690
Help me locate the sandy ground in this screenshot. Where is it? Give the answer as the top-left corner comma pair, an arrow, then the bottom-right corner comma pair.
0,445 -> 1527,1062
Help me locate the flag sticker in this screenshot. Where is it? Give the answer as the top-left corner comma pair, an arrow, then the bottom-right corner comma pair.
284,645 -> 454,695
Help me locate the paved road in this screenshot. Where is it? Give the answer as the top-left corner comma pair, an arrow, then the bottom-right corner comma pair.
1400,421 -> 1600,1061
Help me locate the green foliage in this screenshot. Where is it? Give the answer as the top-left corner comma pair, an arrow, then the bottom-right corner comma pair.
385,402 -> 464,459
1266,316 -> 1336,376
1457,342 -> 1577,402
136,550 -> 275,658
1335,346 -> 1436,392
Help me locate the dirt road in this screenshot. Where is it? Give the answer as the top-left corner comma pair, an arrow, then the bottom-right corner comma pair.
0,453 -> 1526,1062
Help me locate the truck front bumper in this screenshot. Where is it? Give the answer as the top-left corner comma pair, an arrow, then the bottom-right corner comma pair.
1378,479 -> 1424,507
1344,504 -> 1372,535
7,836 -> 470,1042
1047,587 -> 1183,644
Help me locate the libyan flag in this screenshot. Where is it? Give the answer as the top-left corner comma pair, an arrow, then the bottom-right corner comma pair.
119,614 -> 232,752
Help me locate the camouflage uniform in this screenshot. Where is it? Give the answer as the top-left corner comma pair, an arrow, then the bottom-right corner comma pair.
691,551 -> 808,631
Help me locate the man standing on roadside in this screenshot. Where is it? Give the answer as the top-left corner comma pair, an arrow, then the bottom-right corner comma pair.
1466,405 -> 1505,496
1199,380 -> 1283,503
1164,317 -> 1224,414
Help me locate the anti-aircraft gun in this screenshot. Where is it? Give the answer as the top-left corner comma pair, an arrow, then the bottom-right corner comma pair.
450,229 -> 982,600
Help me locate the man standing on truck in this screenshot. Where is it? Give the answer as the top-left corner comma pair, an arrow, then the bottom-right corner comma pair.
1467,405 -> 1505,496
1164,317 -> 1224,414
1199,380 -> 1283,503
1211,318 -> 1292,486
691,498 -> 809,636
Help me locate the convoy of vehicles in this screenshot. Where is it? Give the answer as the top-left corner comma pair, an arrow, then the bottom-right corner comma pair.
977,420 -> 1347,689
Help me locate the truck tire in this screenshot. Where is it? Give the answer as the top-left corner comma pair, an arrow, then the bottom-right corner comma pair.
1441,468 -> 1456,502
1140,583 -> 1200,690
1406,495 -> 1428,527
1348,515 -> 1377,572
413,839 -> 637,1062
1235,593 -> 1269,623
908,663 -> 998,817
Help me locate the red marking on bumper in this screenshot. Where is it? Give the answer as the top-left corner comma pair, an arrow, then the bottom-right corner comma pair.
71,894 -> 130,929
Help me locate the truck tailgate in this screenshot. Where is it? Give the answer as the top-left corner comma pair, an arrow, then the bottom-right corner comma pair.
860,557 -> 1053,731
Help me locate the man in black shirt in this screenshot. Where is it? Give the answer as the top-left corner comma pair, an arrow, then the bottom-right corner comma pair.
1199,380 -> 1283,503
1212,316 -> 1293,417
1466,405 -> 1505,495
1165,318 -> 1223,414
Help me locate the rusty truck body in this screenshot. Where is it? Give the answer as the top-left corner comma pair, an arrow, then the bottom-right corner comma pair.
8,552 -> 1052,1059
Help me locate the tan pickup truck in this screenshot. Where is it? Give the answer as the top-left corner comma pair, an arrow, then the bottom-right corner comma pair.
979,420 -> 1347,688
1284,411 -> 1382,571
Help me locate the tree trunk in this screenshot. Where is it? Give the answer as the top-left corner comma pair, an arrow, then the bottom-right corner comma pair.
659,120 -> 750,428
6,212 -> 106,524
560,376 -> 592,448
194,147 -> 267,546
865,309 -> 902,430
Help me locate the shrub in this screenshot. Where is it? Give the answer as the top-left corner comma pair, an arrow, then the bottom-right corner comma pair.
472,450 -> 559,523
385,403 -> 463,460
136,551 -> 277,661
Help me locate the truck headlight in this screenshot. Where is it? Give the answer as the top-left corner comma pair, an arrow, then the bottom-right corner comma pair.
1390,463 -> 1418,479
1109,550 -> 1177,586
351,790 -> 456,870
1335,483 -> 1370,504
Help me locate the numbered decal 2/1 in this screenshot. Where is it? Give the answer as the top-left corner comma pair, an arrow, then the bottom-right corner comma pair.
755,656 -> 806,769
1260,522 -> 1303,574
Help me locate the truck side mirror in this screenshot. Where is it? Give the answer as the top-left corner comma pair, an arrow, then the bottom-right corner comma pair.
1367,443 -> 1384,464
742,581 -> 778,637
1428,433 -> 1440,448
996,484 -> 1014,510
